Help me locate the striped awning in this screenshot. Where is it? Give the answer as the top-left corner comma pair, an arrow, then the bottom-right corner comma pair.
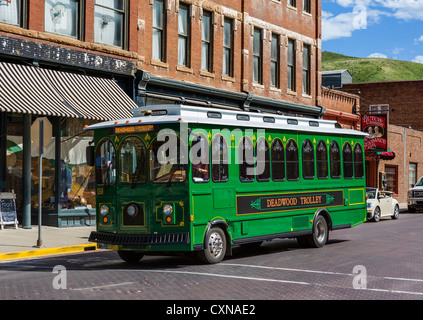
0,61 -> 135,120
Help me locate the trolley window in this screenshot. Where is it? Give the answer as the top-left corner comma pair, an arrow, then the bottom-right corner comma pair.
354,143 -> 364,179
330,141 -> 341,179
302,139 -> 315,179
191,133 -> 210,183
343,142 -> 353,179
95,138 -> 116,185
212,135 -> 229,182
256,138 -> 270,182
118,137 -> 147,185
316,140 -> 328,179
239,137 -> 255,182
286,139 -> 299,181
271,138 -> 285,181
150,135 -> 187,183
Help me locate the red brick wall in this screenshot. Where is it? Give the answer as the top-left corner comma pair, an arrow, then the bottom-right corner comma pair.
342,81 -> 423,131
1,0 -> 321,108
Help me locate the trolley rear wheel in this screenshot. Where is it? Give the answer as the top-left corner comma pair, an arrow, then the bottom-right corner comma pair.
297,215 -> 329,248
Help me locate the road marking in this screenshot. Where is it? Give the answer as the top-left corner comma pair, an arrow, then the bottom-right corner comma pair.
71,282 -> 137,291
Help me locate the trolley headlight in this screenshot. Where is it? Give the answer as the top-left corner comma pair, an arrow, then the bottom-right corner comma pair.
126,204 -> 138,217
163,204 -> 173,215
100,205 -> 109,215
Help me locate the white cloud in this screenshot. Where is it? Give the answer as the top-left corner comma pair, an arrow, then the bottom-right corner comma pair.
412,56 -> 423,64
367,53 -> 388,58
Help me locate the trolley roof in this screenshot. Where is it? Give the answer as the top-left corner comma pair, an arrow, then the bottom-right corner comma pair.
85,104 -> 367,137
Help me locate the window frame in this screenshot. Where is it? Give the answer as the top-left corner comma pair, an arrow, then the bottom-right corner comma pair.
302,43 -> 311,95
152,0 -> 166,62
94,0 -> 128,49
329,141 -> 341,179
286,139 -> 299,181
239,137 -> 255,183
385,165 -> 398,194
178,2 -> 190,67
118,136 -> 147,185
44,0 -> 84,40
222,17 -> 234,77
201,10 -> 213,72
256,137 -> 270,182
270,33 -> 280,88
343,142 -> 354,179
271,138 -> 285,182
316,140 -> 328,179
253,27 -> 263,84
354,143 -> 364,179
302,139 -> 315,180
303,0 -> 311,13
211,134 -> 229,183
287,38 -> 296,92
191,133 -> 210,183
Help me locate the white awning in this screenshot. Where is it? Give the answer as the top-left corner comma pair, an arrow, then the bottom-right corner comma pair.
0,61 -> 136,120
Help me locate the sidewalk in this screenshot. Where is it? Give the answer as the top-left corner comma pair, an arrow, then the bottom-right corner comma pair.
0,225 -> 97,262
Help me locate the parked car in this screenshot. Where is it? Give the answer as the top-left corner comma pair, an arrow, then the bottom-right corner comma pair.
366,188 -> 399,222
407,176 -> 423,212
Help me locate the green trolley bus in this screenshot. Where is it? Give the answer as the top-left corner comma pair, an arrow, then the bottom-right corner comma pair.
86,105 -> 367,264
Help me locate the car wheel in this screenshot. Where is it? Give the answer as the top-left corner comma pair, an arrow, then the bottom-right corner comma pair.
408,206 -> 416,213
372,206 -> 381,222
297,215 -> 329,248
392,204 -> 399,219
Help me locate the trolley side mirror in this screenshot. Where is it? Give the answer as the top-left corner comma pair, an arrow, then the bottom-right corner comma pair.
86,145 -> 95,167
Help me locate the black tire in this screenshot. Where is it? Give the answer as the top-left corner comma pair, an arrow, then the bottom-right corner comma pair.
372,206 -> 381,222
297,215 -> 329,248
117,250 -> 144,264
392,204 -> 399,220
197,227 -> 227,264
408,206 -> 416,213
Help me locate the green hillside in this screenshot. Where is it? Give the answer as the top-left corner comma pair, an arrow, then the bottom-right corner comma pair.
322,51 -> 423,83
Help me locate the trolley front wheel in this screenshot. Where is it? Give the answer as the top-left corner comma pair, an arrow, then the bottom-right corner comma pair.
117,250 -> 144,264
197,227 -> 227,264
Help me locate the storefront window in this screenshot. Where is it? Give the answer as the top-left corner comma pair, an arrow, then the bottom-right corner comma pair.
60,136 -> 95,209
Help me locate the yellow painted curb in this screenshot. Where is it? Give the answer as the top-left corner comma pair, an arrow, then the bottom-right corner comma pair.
0,244 -> 98,261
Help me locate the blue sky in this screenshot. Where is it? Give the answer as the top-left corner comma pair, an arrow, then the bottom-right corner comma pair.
322,0 -> 423,63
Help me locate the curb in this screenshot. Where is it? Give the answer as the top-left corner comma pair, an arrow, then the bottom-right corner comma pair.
0,244 -> 98,262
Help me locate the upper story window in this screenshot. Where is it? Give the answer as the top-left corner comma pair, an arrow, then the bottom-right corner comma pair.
222,18 -> 233,77
287,38 -> 296,91
0,0 -> 26,27
94,0 -> 126,48
253,27 -> 262,84
288,0 -> 296,7
201,10 -> 212,72
270,34 -> 280,88
45,0 -> 82,39
303,0 -> 311,13
303,43 -> 311,95
152,0 -> 165,61
178,3 -> 190,66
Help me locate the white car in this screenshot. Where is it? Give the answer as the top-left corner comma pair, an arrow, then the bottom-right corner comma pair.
366,188 -> 399,222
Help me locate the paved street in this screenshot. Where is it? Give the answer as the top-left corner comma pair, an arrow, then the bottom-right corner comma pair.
1,212 -> 422,304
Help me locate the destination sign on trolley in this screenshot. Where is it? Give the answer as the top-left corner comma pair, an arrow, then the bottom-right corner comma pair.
113,124 -> 156,135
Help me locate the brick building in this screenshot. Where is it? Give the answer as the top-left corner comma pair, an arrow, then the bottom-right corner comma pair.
0,0 -> 324,227
340,80 -> 423,202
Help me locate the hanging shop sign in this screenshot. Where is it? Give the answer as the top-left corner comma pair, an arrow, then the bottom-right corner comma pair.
361,114 -> 388,152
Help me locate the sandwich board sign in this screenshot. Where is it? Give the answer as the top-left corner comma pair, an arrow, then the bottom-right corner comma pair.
0,193 -> 18,230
